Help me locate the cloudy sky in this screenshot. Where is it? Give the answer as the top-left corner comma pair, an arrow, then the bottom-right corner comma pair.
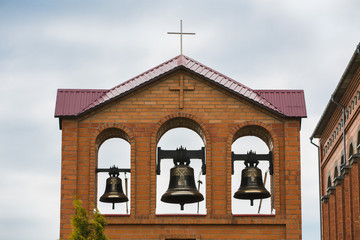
1,0 -> 360,239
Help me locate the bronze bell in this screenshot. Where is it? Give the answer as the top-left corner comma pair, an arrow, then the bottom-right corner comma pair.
234,166 -> 270,206
100,172 -> 128,209
161,164 -> 204,210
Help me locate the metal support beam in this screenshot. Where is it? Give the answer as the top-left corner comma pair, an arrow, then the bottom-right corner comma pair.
232,150 -> 273,175
157,146 -> 206,175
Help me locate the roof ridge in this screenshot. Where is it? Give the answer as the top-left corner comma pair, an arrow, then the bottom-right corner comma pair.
109,55 -> 182,91
182,55 -> 250,89
181,55 -> 283,114
78,55 -> 285,116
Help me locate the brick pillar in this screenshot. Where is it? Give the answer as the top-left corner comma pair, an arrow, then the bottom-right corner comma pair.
351,161 -> 360,239
335,182 -> 344,239
322,201 -> 330,240
343,171 -> 352,239
329,192 -> 337,239
59,120 -> 78,239
284,121 -> 302,239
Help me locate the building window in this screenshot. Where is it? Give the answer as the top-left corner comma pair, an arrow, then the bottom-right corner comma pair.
341,154 -> 345,167
327,175 -> 332,189
334,164 -> 339,178
349,143 -> 354,158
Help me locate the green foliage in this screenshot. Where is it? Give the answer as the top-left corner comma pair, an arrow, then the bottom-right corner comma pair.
70,199 -> 110,240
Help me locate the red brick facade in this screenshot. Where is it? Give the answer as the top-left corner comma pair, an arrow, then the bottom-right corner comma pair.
57,65 -> 304,239
312,45 -> 360,240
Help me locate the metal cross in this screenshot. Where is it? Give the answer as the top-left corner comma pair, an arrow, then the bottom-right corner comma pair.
168,20 -> 195,54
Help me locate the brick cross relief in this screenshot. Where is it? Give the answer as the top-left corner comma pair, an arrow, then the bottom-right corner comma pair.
169,75 -> 194,109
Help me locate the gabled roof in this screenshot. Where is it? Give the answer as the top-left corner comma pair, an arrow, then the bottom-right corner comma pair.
311,43 -> 360,138
55,55 -> 307,119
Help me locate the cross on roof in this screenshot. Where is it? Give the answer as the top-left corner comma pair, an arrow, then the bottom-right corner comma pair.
168,20 -> 195,54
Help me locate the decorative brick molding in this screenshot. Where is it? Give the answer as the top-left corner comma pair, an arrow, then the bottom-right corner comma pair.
321,195 -> 329,204
340,165 -> 351,175
349,154 -> 359,165
333,175 -> 345,187
327,186 -> 336,195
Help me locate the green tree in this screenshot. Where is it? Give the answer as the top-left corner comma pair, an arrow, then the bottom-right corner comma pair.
70,199 -> 110,240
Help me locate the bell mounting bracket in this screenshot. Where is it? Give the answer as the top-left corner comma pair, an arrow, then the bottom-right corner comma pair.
231,150 -> 273,175
96,165 -> 131,177
157,146 -> 206,175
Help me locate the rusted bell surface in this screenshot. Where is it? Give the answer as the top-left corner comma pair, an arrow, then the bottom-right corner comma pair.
234,166 -> 270,206
100,176 -> 128,208
161,164 -> 204,210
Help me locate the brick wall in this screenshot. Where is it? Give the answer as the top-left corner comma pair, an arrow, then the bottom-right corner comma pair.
59,70 -> 302,239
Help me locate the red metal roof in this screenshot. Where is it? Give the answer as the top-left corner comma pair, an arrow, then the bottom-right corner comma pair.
54,55 -> 307,118
255,90 -> 307,117
55,89 -> 107,117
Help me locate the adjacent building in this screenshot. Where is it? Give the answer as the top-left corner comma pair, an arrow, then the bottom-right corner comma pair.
311,43 -> 360,239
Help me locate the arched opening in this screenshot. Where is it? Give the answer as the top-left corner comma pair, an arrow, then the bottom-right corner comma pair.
341,154 -> 345,167
156,127 -> 206,214
232,125 -> 273,215
349,143 -> 354,158
327,175 -> 332,189
334,164 -> 339,178
96,129 -> 131,214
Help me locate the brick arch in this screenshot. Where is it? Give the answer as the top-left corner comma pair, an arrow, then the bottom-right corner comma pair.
229,121 -> 277,151
149,112 -> 212,214
88,123 -> 136,213
91,123 -> 135,148
153,113 -> 209,145
225,121 -> 280,214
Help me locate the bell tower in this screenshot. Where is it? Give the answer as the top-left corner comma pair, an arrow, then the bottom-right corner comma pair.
55,55 -> 306,239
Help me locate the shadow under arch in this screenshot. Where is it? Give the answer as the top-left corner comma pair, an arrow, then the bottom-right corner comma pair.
156,117 -> 207,145
150,113 -> 211,214
232,125 -> 274,150
95,127 -> 131,150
